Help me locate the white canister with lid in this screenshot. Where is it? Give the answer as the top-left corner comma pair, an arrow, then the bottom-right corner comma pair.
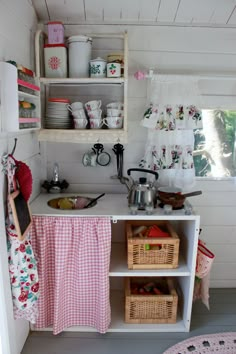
89,57 -> 107,78
68,35 -> 92,78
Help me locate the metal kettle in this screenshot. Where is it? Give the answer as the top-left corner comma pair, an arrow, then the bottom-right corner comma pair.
127,168 -> 159,210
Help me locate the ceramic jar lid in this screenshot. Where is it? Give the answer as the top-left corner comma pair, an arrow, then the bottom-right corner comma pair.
67,35 -> 92,43
90,57 -> 107,63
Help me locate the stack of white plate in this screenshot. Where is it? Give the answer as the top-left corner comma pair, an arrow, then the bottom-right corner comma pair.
45,98 -> 72,129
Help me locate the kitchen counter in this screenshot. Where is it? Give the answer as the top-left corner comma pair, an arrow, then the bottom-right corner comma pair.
30,193 -> 199,220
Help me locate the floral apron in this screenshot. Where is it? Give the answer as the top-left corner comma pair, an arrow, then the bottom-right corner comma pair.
2,154 -> 39,323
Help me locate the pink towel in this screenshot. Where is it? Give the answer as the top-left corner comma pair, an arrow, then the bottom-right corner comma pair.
31,216 -> 111,334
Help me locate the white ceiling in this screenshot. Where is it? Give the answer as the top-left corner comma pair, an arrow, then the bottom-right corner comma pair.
31,0 -> 236,27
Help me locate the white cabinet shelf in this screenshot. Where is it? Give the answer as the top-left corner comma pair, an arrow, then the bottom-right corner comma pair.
0,62 -> 41,132
35,30 -> 128,143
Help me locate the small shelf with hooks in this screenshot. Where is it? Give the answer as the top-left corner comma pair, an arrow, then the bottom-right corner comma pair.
38,128 -> 127,144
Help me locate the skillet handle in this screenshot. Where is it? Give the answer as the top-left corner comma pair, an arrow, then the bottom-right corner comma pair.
127,168 -> 159,180
182,191 -> 202,198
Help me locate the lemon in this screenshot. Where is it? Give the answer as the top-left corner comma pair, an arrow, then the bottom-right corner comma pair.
58,198 -> 74,210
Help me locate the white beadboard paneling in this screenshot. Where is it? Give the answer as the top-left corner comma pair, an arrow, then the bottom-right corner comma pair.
195,179 -> 236,192
129,50 -> 236,75
211,262 -> 236,280
194,206 -> 236,226
210,244 -> 236,262
200,226 -> 236,244
8,133 -> 40,161
3,0 -> 37,29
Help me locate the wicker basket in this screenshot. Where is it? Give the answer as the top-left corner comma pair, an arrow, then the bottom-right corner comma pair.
126,220 -> 180,270
125,277 -> 178,324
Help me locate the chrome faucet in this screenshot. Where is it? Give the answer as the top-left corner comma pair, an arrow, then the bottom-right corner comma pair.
41,162 -> 69,193
53,163 -> 59,183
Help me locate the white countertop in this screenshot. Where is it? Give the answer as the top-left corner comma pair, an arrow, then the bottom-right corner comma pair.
30,193 -> 199,221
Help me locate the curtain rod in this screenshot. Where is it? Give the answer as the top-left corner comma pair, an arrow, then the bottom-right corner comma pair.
134,70 -> 236,81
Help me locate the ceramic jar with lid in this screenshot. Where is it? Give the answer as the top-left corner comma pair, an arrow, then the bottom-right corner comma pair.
68,35 -> 92,78
89,57 -> 107,78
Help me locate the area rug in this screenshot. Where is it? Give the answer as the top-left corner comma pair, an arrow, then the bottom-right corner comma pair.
162,332 -> 236,354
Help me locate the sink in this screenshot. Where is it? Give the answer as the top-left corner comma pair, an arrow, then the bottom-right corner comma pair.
47,196 -> 97,210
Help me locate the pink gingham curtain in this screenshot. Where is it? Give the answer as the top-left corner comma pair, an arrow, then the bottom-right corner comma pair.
31,216 -> 111,334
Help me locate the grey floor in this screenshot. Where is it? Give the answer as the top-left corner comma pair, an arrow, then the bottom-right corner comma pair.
21,288 -> 236,354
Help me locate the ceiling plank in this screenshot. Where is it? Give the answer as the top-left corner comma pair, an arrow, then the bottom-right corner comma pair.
31,0 -> 50,21
157,0 -> 180,22
226,4 -> 236,24
84,0 -> 104,21
175,0 -> 217,24
138,0 -> 161,21
210,0 -> 236,25
46,0 -> 85,21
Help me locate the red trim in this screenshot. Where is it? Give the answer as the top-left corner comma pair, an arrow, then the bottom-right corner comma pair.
17,79 -> 40,92
19,118 -> 40,123
48,98 -> 70,103
198,244 -> 215,259
48,21 -> 64,25
44,44 -> 67,48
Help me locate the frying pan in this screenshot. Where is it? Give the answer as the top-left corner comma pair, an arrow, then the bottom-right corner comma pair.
158,190 -> 202,208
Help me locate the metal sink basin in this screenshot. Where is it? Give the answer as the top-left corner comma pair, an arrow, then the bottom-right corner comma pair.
47,196 -> 97,210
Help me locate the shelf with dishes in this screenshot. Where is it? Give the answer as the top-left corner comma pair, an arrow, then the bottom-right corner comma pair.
35,29 -> 128,143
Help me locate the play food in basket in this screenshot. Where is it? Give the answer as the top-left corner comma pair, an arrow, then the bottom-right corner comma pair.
126,220 -> 180,269
125,277 -> 178,324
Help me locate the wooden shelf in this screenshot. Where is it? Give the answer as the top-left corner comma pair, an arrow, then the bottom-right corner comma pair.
40,77 -> 126,85
38,128 -> 128,143
109,243 -> 191,277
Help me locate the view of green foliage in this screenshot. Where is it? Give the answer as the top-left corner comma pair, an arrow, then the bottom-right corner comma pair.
194,110 -> 236,177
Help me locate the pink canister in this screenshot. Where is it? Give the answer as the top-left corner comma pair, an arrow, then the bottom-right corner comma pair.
47,21 -> 64,44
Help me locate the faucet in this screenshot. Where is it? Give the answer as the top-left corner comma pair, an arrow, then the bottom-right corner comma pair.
53,163 -> 59,183
41,163 -> 69,193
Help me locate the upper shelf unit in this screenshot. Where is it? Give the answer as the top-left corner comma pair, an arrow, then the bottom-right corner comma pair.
35,30 -> 128,143
0,62 -> 41,133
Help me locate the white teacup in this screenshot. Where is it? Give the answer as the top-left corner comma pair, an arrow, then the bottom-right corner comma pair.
72,109 -> 87,119
107,108 -> 124,117
106,102 -> 124,110
103,116 -> 123,129
88,109 -> 102,119
67,102 -> 83,112
85,100 -> 102,112
82,151 -> 97,167
90,118 -> 103,129
73,118 -> 88,129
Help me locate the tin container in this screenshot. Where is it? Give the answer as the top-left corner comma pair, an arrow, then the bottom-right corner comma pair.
68,35 -> 92,78
47,21 -> 65,44
44,44 -> 67,78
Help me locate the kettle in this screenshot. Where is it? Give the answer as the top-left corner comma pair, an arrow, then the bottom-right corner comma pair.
127,168 -> 159,210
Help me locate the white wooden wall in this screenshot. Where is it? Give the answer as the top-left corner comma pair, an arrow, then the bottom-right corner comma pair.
0,1 -> 39,354
43,24 -> 236,288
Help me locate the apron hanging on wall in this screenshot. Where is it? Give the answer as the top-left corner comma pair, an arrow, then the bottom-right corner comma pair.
2,154 -> 39,323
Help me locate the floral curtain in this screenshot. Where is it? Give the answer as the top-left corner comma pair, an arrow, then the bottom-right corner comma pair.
139,74 -> 202,190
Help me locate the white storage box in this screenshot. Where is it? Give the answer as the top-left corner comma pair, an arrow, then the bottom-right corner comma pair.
44,44 -> 67,78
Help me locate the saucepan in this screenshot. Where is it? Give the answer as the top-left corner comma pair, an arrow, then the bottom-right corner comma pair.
158,187 -> 202,208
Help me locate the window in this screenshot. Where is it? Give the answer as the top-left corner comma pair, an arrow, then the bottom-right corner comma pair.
194,110 -> 236,177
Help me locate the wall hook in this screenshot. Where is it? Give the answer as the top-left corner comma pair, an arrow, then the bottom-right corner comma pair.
11,138 -> 18,156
